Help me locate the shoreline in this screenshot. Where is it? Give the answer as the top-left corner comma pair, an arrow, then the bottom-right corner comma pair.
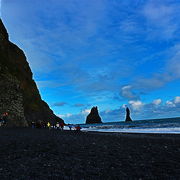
84,130 -> 180,136
2,126 -> 180,135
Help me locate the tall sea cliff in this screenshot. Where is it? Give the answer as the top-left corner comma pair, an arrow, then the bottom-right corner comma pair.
0,19 -> 64,127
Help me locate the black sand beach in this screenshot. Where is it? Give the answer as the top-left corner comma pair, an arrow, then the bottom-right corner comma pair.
0,128 -> 180,179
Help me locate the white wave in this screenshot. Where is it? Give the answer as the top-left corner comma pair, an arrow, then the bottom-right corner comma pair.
82,127 -> 180,134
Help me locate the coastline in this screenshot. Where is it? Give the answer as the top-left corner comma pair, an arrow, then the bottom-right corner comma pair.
0,128 -> 180,179
82,128 -> 180,134
79,116 -> 180,134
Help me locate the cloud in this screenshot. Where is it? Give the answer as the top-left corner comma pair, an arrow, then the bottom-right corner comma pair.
167,45 -> 180,79
102,96 -> 180,122
110,96 -> 179,121
166,100 -> 175,107
58,112 -> 86,124
120,85 -> 139,100
58,113 -> 73,118
143,0 -> 180,40
57,96 -> 180,123
81,109 -> 91,115
36,81 -> 65,88
128,100 -> 144,111
174,96 -> 180,104
2,0 -> 108,72
73,103 -> 86,107
53,102 -> 67,107
166,96 -> 180,107
2,0 -> 180,120
152,99 -> 162,105
127,44 -> 180,93
120,19 -> 138,33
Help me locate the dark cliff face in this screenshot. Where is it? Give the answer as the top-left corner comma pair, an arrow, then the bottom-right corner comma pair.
0,19 -> 64,126
86,106 -> 102,124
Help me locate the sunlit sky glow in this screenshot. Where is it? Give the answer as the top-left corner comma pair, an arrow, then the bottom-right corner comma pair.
1,0 -> 180,123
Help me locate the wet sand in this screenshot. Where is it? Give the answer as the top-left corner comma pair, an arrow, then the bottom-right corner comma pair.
0,128 -> 180,179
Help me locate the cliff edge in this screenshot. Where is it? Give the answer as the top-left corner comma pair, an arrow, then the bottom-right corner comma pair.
0,19 -> 64,127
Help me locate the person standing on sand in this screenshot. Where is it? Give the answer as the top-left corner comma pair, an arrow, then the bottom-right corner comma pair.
75,125 -> 81,132
2,112 -> 8,125
31,122 -> 35,128
60,123 -> 64,130
47,122 -> 51,129
56,122 -> 60,130
68,124 -> 72,130
0,115 -> 3,126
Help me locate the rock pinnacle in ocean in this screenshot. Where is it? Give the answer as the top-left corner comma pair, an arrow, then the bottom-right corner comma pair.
125,107 -> 132,122
86,106 -> 102,124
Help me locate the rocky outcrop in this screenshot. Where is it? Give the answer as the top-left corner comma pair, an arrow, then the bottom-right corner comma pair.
86,106 -> 102,124
0,19 -> 64,127
125,107 -> 132,122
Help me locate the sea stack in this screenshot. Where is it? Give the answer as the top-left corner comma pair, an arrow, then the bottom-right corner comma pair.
0,19 -> 64,127
125,107 -> 132,122
86,106 -> 102,124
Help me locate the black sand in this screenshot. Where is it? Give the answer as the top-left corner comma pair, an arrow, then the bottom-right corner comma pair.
0,128 -> 180,179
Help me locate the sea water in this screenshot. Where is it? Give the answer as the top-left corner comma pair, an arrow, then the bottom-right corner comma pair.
78,117 -> 180,134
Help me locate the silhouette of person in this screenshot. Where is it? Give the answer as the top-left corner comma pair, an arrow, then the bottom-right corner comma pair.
56,122 -> 60,130
60,123 -> 64,130
75,125 -> 81,132
2,112 -> 8,125
47,122 -> 51,129
68,124 -> 72,130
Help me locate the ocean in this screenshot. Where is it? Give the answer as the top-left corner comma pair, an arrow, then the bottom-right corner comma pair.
77,117 -> 180,134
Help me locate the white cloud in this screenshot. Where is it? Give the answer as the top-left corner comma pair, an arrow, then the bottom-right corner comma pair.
57,95 -> 180,123
174,96 -> 180,104
122,104 -> 127,108
166,96 -> 180,108
81,109 -> 91,115
53,102 -> 67,107
120,19 -> 138,33
143,2 -> 173,21
132,44 -> 180,92
168,46 -> 180,79
166,100 -> 175,107
143,0 -> 179,40
73,103 -> 85,107
36,81 -> 65,88
58,113 -> 72,118
152,99 -> 162,105
105,109 -> 112,114
129,100 -> 143,111
120,85 -> 139,100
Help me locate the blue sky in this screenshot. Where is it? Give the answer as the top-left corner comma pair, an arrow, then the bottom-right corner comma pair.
1,0 -> 180,124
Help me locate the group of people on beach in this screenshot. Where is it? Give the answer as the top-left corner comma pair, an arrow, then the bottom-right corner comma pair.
0,111 -> 82,132
47,122 -> 65,130
31,121 -> 82,132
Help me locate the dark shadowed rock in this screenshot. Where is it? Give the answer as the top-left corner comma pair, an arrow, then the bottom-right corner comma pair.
86,106 -> 102,124
125,107 -> 132,122
0,19 -> 64,127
